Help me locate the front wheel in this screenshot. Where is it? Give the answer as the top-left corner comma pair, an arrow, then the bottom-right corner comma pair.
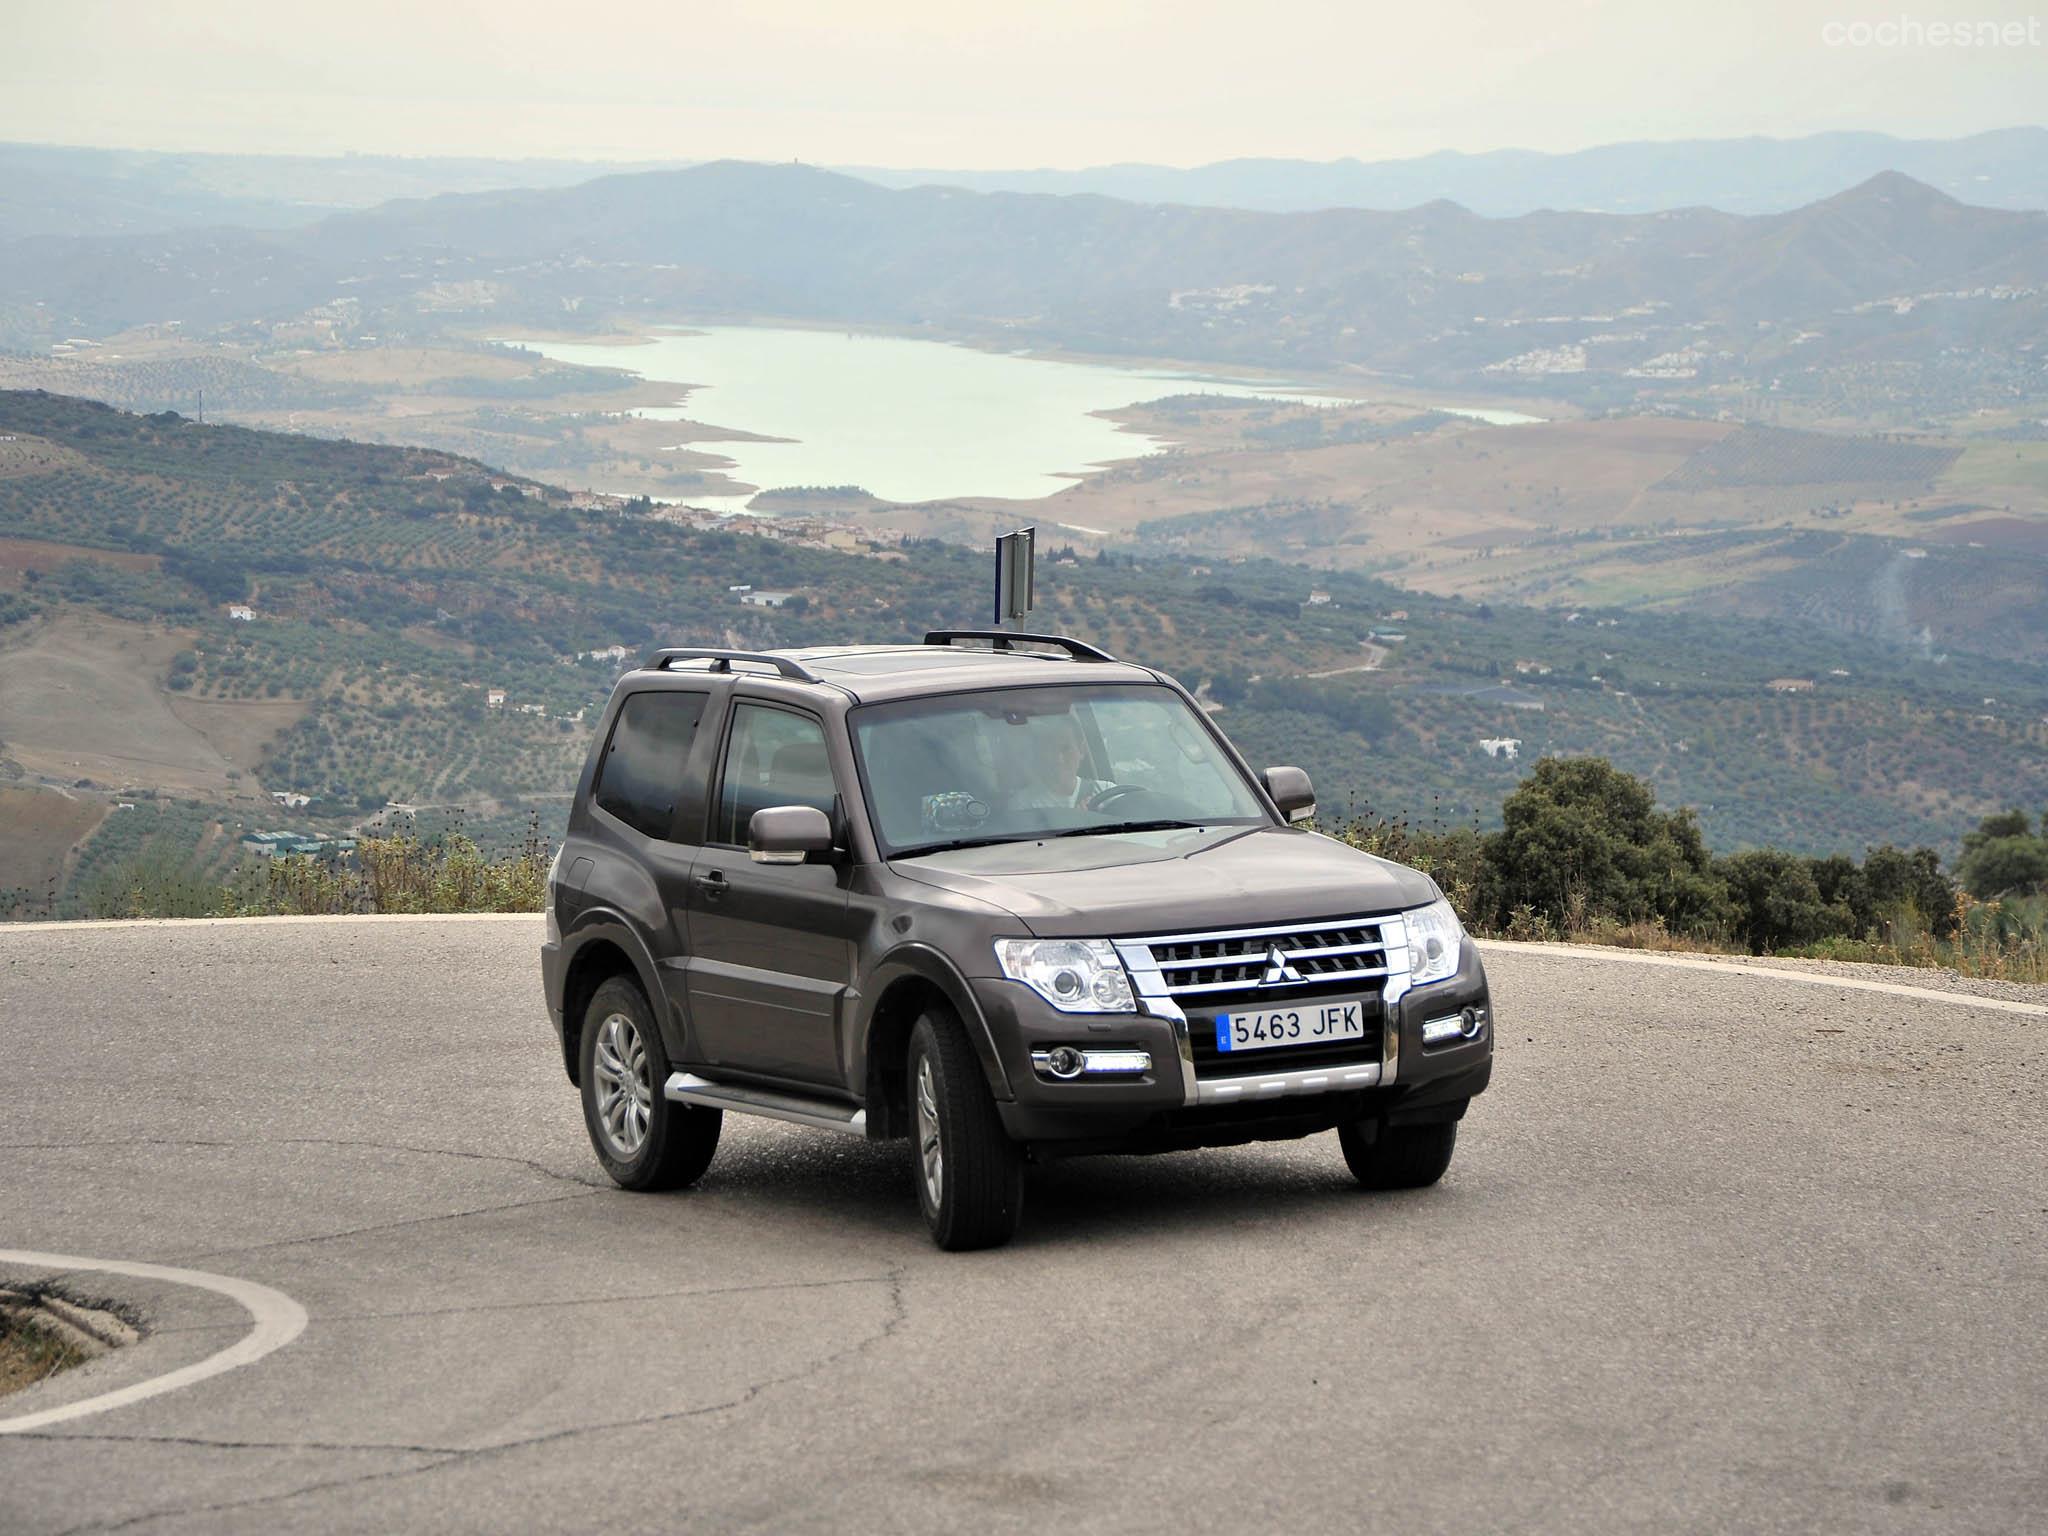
1338,1119 -> 1457,1190
908,1010 -> 1024,1251
580,976 -> 721,1191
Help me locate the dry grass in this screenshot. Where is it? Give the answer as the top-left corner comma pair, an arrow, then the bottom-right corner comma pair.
1782,897 -> 2048,986
0,1310 -> 87,1400
216,817 -> 551,917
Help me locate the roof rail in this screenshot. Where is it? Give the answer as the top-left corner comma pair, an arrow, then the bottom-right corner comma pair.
922,630 -> 1118,662
644,647 -> 821,683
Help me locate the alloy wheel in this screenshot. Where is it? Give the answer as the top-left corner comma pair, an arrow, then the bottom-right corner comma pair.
915,1052 -> 944,1209
592,1011 -> 653,1159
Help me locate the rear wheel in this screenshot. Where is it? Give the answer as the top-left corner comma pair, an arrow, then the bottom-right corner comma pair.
580,976 -> 721,1191
1338,1118 -> 1457,1190
908,1009 -> 1024,1250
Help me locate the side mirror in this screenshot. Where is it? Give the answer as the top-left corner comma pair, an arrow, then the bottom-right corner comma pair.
748,805 -> 835,864
1261,766 -> 1316,824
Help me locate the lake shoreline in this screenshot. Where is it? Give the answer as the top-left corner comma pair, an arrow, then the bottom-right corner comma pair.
491,319 -> 1550,516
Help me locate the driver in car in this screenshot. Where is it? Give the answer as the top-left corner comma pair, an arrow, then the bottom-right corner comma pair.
1013,714 -> 1114,811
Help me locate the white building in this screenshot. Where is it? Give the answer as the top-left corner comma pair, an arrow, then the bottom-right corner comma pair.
1479,737 -> 1522,761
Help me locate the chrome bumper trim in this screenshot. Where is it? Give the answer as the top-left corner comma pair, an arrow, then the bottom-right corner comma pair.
1192,1060 -> 1384,1104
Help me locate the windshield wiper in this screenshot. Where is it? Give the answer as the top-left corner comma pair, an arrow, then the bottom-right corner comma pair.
1042,819 -> 1210,839
891,833 -> 1038,858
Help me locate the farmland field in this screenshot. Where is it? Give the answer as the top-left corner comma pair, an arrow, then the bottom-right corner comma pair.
0,785 -> 106,902
0,616 -> 250,795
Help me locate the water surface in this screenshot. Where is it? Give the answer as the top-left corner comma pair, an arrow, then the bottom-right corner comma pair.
506,325 -> 1536,510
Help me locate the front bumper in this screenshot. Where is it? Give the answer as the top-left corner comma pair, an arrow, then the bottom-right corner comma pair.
971,943 -> 1493,1148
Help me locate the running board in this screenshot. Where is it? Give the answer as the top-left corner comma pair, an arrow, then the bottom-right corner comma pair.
664,1072 -> 868,1136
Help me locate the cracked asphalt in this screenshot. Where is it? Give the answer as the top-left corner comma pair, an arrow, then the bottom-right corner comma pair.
2,916 -> 2045,1534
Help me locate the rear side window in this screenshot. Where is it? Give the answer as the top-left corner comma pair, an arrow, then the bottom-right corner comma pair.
715,704 -> 837,845
594,691 -> 708,840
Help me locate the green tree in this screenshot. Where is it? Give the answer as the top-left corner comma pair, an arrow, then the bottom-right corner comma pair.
1957,837 -> 2048,899
1485,757 -> 1727,933
1955,809 -> 2048,899
1717,849 -> 1841,953
1808,853 -> 1868,933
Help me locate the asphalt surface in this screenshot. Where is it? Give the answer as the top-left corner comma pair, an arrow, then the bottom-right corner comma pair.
2,917 -> 2044,1535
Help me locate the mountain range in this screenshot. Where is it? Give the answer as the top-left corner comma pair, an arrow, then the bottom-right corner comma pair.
3,161 -> 2041,409
849,128 -> 2048,217
2,129 -> 2044,245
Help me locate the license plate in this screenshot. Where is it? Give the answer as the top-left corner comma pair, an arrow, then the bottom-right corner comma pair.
1214,998 -> 1369,1053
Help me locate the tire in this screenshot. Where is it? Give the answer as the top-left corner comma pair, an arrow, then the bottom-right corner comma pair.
1338,1118 -> 1457,1191
579,976 -> 721,1191
908,1009 -> 1024,1251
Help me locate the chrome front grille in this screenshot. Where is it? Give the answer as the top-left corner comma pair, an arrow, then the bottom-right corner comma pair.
1117,916 -> 1397,1000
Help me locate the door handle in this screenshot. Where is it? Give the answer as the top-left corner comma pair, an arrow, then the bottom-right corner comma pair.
696,869 -> 729,901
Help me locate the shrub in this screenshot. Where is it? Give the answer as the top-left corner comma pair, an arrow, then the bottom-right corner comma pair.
1486,757 -> 1728,935
1717,848 -> 1842,953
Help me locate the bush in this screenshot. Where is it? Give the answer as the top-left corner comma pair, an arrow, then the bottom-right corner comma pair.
1861,844 -> 1961,938
1717,848 -> 1843,953
1956,825 -> 2048,900
1486,758 -> 1728,935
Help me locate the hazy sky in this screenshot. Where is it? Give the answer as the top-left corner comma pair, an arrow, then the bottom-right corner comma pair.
3,0 -> 2043,167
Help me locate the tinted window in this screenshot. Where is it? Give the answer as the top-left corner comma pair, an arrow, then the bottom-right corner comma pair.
594,691 -> 708,840
716,704 -> 837,845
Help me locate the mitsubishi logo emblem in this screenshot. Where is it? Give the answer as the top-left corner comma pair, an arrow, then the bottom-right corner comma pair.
1261,945 -> 1303,985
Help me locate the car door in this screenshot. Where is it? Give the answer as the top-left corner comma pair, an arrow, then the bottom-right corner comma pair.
684,697 -> 859,1089
584,685 -> 718,1062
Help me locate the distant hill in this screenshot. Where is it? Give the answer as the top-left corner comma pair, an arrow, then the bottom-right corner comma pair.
848,129 -> 2048,215
0,142 -> 665,240
4,162 -> 2043,413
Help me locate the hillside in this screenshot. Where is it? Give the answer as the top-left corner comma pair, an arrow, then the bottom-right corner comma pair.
4,164 -> 2043,418
2,390 -> 2045,916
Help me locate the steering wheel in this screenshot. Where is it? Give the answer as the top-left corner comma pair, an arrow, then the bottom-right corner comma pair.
1084,783 -> 1149,815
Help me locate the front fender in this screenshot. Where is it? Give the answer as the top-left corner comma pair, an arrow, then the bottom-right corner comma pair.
860,943 -> 1013,1101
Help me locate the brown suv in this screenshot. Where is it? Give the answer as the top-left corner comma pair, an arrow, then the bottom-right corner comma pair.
541,631 -> 1492,1249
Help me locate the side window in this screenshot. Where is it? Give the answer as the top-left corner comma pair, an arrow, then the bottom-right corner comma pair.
716,704 -> 837,845
593,691 -> 708,841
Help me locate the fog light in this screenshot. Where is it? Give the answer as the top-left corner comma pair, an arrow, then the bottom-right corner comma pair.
1032,1047 -> 1152,1079
1421,1007 -> 1486,1048
1044,1046 -> 1086,1079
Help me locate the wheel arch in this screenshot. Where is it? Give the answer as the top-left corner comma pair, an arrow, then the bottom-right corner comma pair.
557,918 -> 664,1086
859,946 -> 1010,1139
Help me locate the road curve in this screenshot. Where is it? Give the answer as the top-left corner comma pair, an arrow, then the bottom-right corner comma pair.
2,917 -> 2043,1534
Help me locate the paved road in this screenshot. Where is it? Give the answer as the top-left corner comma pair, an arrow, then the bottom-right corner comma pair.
2,918 -> 2043,1534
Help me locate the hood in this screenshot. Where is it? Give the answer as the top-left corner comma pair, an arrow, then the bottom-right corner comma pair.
890,824 -> 1438,935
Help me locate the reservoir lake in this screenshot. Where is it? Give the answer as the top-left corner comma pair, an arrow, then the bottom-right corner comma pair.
504,325 -> 1538,511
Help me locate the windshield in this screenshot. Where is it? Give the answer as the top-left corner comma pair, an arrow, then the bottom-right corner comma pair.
851,683 -> 1270,857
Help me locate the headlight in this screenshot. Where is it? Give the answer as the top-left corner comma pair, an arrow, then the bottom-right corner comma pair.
1403,899 -> 1464,986
995,938 -> 1136,1013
